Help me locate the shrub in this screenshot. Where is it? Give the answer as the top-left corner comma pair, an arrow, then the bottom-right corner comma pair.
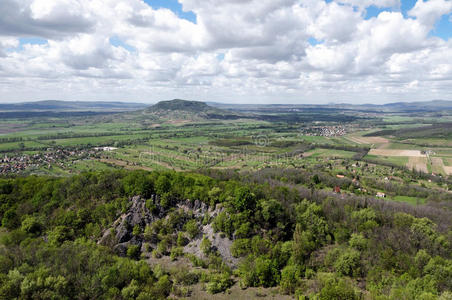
280,265 -> 300,294
200,236 -> 212,255
170,247 -> 183,261
47,226 -> 74,246
319,277 -> 358,300
231,239 -> 251,258
348,234 -> 367,251
184,220 -> 199,239
127,245 -> 141,260
177,232 -> 188,247
205,272 -> 234,294
334,249 -> 361,277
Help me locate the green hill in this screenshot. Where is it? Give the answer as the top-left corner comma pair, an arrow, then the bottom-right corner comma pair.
145,99 -> 243,121
149,99 -> 212,112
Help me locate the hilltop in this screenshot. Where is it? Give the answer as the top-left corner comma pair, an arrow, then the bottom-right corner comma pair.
149,99 -> 212,112
145,99 -> 244,121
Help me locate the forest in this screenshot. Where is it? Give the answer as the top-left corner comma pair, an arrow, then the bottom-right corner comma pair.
1,169 -> 452,299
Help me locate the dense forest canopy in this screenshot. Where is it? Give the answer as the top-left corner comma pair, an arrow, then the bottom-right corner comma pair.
1,169 -> 452,299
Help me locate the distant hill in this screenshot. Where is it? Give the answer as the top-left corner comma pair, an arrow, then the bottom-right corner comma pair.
145,99 -> 243,121
0,100 -> 147,112
381,100 -> 452,112
149,99 -> 212,112
208,100 -> 452,113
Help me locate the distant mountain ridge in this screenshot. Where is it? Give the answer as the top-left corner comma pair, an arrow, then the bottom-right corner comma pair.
2,99 -> 451,114
0,100 -> 147,112
208,100 -> 452,113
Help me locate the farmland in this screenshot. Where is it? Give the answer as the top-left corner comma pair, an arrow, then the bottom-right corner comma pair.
1,100 -> 451,208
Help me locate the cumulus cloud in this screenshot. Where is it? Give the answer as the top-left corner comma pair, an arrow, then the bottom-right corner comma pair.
409,0 -> 452,28
0,0 -> 451,103
0,0 -> 94,39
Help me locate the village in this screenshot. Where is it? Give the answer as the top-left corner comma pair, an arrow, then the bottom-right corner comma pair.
300,125 -> 347,137
0,148 -> 102,174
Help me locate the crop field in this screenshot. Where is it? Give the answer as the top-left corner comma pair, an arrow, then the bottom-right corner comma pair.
1,103 -> 451,210
407,157 -> 429,173
369,149 -> 425,157
346,135 -> 389,146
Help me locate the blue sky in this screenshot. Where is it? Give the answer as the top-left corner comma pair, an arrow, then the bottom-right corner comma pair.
143,0 -> 197,23
364,0 -> 452,39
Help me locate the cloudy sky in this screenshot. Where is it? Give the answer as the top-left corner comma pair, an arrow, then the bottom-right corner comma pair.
0,0 -> 451,104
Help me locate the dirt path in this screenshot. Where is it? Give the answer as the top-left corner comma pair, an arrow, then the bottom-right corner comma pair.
407,157 -> 428,173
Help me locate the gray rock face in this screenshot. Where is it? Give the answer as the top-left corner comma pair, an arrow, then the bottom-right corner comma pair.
184,223 -> 238,268
98,195 -> 158,256
98,195 -> 237,267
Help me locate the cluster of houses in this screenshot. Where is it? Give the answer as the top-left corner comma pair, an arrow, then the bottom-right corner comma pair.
0,148 -> 102,174
333,173 -> 386,198
300,125 -> 347,137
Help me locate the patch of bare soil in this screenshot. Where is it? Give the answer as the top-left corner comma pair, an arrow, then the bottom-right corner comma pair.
369,149 -> 426,157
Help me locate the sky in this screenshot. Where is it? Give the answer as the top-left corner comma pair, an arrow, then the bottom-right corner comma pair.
0,0 -> 451,104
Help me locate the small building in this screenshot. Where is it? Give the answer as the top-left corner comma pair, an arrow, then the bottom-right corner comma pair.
376,192 -> 386,198
336,174 -> 345,179
333,186 -> 341,193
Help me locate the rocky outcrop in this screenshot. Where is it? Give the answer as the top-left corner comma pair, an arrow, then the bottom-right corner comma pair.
184,223 -> 238,268
98,196 -> 238,267
177,199 -> 209,217
98,195 -> 160,256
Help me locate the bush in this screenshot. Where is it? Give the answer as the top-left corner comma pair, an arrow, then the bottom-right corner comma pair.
280,265 -> 300,294
319,277 -> 358,300
47,226 -> 74,246
184,220 -> 199,239
127,245 -> 141,260
170,247 -> 184,261
205,272 -> 234,294
200,236 -> 212,255
348,234 -> 367,251
177,232 -> 188,247
231,239 -> 251,258
334,249 -> 361,277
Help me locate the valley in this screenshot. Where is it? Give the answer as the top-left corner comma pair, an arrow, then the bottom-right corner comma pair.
1,99 -> 452,299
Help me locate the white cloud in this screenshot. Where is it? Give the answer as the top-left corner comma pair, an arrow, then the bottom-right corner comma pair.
335,0 -> 401,9
0,0 -> 94,39
409,0 -> 452,28
0,0 -> 451,104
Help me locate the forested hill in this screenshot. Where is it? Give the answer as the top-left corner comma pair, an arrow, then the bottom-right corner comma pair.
1,169 -> 452,299
145,99 -> 244,120
148,99 -> 213,112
